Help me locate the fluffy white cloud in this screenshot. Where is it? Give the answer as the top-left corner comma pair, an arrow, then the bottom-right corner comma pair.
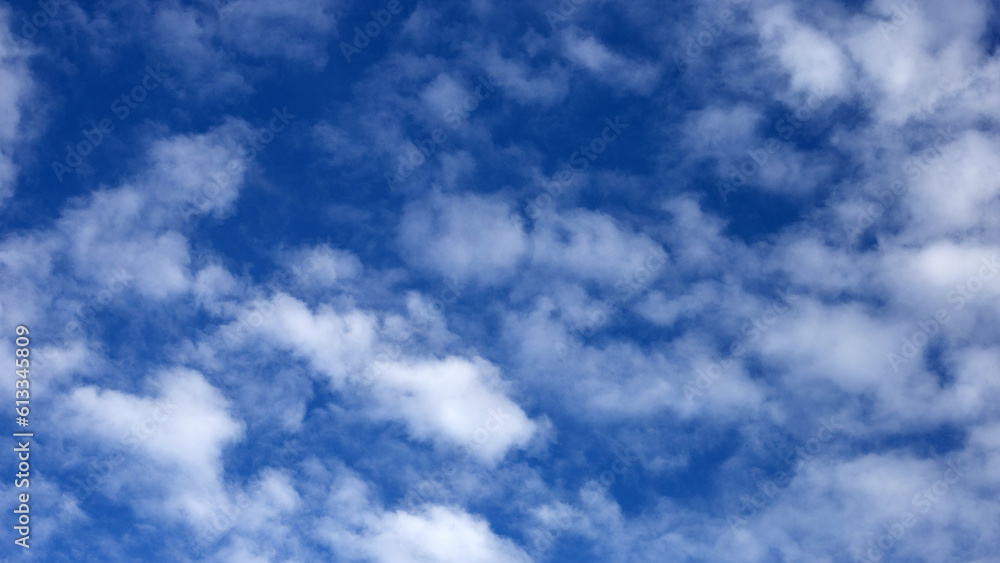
400,191 -> 528,284
318,466 -> 532,563
755,4 -> 850,97
235,293 -> 536,462
530,208 -> 666,285
65,368 -> 244,527
278,244 -> 363,288
362,505 -> 533,563
372,356 -> 537,463
844,0 -> 992,124
53,122 -> 252,297
901,130 -> 1000,239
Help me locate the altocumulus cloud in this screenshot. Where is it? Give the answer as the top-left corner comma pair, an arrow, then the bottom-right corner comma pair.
0,0 -> 999,561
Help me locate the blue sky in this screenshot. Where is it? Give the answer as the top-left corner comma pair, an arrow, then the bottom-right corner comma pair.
1,0 -> 1000,561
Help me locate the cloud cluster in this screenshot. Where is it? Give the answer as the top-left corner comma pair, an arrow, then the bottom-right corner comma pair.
2,0 -> 998,560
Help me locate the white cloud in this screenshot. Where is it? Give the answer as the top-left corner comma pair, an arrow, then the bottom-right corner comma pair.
477,44 -> 569,106
685,104 -> 763,159
400,191 -> 528,285
53,122 -> 252,298
561,29 -> 661,95
318,467 -> 532,563
65,368 -> 244,527
363,505 -> 532,563
218,0 -> 338,65
372,356 -> 537,463
237,294 -> 537,462
757,300 -> 906,393
421,73 -> 472,122
901,130 -> 1000,240
843,0 -> 992,123
280,244 -> 363,289
152,7 -> 252,98
530,208 -> 666,285
756,4 -> 850,97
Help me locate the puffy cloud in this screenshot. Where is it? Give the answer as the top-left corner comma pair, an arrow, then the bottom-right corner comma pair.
755,4 -> 851,97
10,0 -> 1000,559
530,208 -> 666,285
235,294 -> 537,462
400,191 -> 528,285
278,244 -> 363,288
371,356 -> 537,463
65,368 -> 244,527
53,122 -> 252,297
901,130 -> 1000,240
844,0 -> 993,124
318,466 -> 532,563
